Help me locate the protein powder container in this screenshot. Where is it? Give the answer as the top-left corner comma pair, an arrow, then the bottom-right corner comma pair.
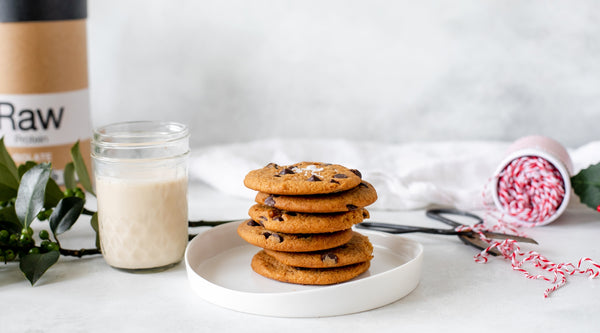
0,0 -> 91,183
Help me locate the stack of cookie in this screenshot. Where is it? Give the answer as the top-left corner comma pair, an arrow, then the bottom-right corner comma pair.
238,162 -> 378,285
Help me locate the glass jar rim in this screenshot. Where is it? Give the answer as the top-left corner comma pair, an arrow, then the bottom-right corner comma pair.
92,121 -> 189,148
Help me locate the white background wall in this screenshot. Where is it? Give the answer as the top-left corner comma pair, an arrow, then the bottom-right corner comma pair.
87,0 -> 600,148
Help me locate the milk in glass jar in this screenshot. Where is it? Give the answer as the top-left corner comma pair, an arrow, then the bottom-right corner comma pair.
91,121 -> 189,272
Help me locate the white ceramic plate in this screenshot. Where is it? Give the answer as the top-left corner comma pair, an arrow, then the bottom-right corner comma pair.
185,221 -> 423,317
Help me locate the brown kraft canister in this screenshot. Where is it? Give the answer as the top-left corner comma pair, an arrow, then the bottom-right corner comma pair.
0,0 -> 91,183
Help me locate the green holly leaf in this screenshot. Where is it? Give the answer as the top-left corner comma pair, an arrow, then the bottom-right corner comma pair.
49,197 -> 84,235
90,212 -> 100,249
0,205 -> 21,232
15,163 -> 51,227
0,138 -> 20,201
14,160 -> 61,208
63,162 -> 77,190
0,137 -> 19,181
571,162 -> 600,211
0,163 -> 19,188
0,164 -> 18,201
17,160 -> 38,178
71,141 -> 94,196
19,251 -> 60,286
44,177 -> 63,208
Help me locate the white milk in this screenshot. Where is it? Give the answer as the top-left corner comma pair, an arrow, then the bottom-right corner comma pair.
96,175 -> 188,270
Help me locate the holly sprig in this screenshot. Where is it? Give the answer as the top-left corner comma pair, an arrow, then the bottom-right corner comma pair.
0,137 -> 232,286
571,162 -> 600,212
3,135 -> 599,285
0,138 -> 99,285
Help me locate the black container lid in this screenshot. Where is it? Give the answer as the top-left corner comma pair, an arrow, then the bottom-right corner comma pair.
0,0 -> 86,22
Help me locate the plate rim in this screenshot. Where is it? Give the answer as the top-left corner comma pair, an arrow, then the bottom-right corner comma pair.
185,221 -> 423,317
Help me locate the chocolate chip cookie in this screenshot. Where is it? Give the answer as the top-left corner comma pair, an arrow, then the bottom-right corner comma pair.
251,250 -> 371,285
236,219 -> 354,252
264,232 -> 373,268
248,204 -> 369,234
244,162 -> 363,195
255,181 -> 378,213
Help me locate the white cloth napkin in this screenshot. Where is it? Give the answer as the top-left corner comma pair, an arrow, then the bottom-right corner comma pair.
188,139 -> 600,211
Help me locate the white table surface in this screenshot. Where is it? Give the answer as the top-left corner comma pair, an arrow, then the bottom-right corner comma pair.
3,181 -> 600,332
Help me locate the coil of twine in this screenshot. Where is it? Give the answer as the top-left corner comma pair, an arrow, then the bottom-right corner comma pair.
496,156 -> 566,226
471,136 -> 600,298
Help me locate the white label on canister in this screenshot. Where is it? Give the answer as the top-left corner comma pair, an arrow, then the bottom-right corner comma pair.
0,89 -> 91,147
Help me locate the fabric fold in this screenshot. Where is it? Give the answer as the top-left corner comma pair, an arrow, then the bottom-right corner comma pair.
188,139 -> 600,211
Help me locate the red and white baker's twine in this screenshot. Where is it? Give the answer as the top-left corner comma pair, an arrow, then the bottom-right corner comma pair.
457,224 -> 600,298
471,156 -> 600,298
496,156 -> 565,226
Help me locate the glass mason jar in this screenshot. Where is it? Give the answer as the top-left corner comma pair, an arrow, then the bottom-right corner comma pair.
91,121 -> 189,272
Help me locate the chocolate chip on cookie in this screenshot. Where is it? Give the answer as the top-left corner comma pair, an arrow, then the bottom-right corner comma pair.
321,253 -> 339,265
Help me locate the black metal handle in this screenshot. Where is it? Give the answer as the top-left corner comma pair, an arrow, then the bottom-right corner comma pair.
425,208 -> 483,227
